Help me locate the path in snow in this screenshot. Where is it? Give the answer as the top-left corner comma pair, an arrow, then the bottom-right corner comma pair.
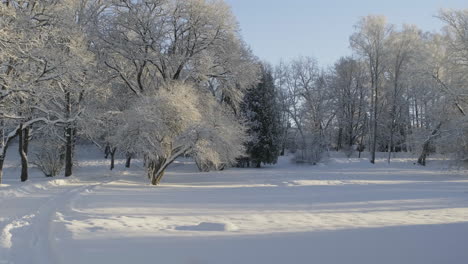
0,176 -> 113,264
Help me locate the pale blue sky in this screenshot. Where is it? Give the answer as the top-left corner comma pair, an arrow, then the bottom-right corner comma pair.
225,0 -> 467,67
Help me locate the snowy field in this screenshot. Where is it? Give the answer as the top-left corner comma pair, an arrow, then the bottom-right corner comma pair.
1,146 -> 468,264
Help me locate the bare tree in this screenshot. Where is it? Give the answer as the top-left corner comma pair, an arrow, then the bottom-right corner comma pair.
350,15 -> 393,164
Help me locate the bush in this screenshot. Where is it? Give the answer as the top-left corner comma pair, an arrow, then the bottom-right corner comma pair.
32,140 -> 65,177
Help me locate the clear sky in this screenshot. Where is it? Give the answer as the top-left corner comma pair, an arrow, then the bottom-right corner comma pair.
225,0 -> 467,67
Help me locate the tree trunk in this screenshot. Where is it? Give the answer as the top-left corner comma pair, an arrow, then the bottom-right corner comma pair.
146,159 -> 153,180
417,142 -> 430,166
18,125 -> 29,182
64,126 -> 73,177
388,73 -> 399,163
0,158 -> 4,185
149,158 -> 166,185
417,122 -> 442,166
371,82 -> 378,164
348,125 -> 354,147
195,158 -> 209,172
110,147 -> 117,170
371,112 -> 378,163
387,130 -> 394,164
64,88 -> 74,177
337,127 -> 343,150
414,98 -> 420,128
104,144 -> 110,159
0,126 -> 18,185
280,121 -> 289,156
148,147 -> 189,185
152,170 -> 165,186
125,153 -> 132,168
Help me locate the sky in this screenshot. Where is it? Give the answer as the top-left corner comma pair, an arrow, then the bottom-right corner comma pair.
225,0 -> 467,67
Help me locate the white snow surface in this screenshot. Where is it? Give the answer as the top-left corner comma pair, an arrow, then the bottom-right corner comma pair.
1,145 -> 468,264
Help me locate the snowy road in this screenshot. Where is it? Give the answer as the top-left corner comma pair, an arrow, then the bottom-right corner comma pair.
1,152 -> 468,264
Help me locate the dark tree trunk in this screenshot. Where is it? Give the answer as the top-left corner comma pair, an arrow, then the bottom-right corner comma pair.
125,153 -> 132,168
348,123 -> 354,147
337,127 -> 343,150
149,157 -> 166,185
417,142 -> 429,166
256,161 -> 261,168
110,147 -> 117,170
370,67 -> 379,164
371,101 -> 378,164
152,170 -> 165,186
104,144 -> 110,159
417,122 -> 442,166
18,125 -> 29,182
64,126 -> 73,177
358,125 -> 366,159
64,89 -> 74,177
148,148 -> 188,185
23,127 -> 30,155
0,158 -> 4,185
387,122 -> 395,164
0,121 -> 3,184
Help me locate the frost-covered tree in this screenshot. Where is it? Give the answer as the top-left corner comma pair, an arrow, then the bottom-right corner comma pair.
90,0 -> 258,184
241,64 -> 282,167
422,9 -> 468,163
384,25 -> 421,162
275,57 -> 335,164
117,82 -> 245,185
0,0 -> 98,182
350,15 -> 393,164
276,58 -> 316,162
330,57 -> 369,156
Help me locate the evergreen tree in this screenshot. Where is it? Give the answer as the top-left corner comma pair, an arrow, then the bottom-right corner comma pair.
242,64 -> 282,167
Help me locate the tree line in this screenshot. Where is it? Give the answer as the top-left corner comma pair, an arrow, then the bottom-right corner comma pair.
275,12 -> 468,166
1,1 -> 467,185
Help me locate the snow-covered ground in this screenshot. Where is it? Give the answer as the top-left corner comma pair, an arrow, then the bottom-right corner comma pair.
1,146 -> 468,264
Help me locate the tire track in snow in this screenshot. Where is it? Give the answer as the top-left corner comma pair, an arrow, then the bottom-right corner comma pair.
0,178 -> 114,264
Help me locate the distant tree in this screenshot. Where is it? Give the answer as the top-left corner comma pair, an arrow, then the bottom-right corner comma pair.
385,25 -> 420,162
350,15 -> 393,164
329,57 -> 368,154
242,64 -> 282,167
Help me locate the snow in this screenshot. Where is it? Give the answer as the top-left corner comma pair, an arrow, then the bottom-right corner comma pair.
175,222 -> 238,232
1,145 -> 468,264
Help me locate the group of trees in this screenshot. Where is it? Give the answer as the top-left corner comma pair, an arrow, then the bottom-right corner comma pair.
1,0 -> 96,183
1,1 -> 466,186
276,10 -> 468,165
1,0 -> 284,185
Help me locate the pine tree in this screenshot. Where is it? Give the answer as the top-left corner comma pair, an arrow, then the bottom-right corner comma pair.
242,64 -> 282,167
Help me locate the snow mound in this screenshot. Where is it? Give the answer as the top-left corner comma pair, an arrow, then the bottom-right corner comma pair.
175,222 -> 238,232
